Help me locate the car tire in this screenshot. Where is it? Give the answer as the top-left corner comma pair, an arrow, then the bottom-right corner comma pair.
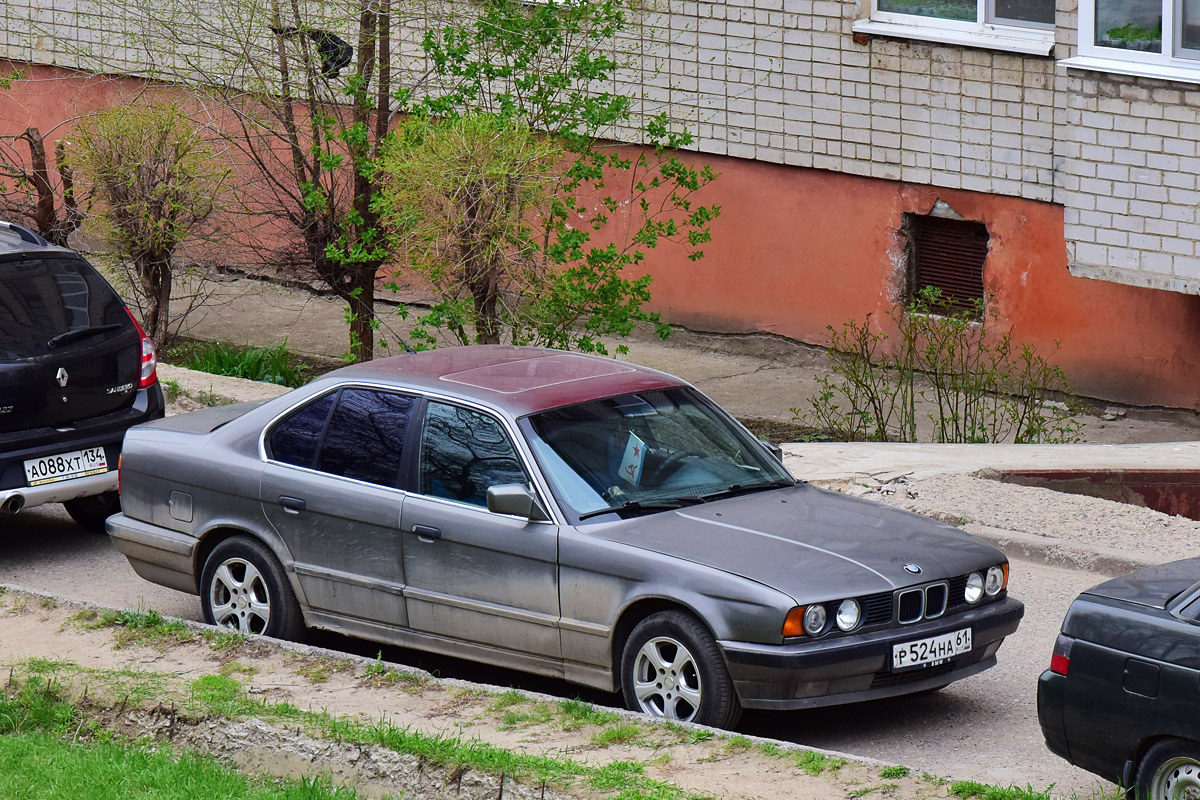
63,491 -> 121,533
620,610 -> 742,729
200,536 -> 306,642
1135,738 -> 1200,800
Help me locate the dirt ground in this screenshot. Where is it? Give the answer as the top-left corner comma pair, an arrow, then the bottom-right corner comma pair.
2,592 -> 979,800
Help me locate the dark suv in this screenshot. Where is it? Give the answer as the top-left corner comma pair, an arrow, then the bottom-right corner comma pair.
0,220 -> 164,531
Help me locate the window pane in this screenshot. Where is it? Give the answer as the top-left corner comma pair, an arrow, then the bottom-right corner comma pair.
993,0 -> 1054,24
878,0 -> 976,21
420,403 -> 527,508
269,392 -> 336,468
317,389 -> 414,487
1183,0 -> 1200,49
1095,0 -> 1162,51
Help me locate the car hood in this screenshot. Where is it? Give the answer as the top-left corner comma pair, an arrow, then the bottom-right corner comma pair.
1082,556 -> 1200,609
588,483 -> 1005,602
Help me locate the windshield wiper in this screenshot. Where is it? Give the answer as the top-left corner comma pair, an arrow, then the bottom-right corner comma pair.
47,323 -> 124,348
699,479 -> 795,503
578,497 -> 705,521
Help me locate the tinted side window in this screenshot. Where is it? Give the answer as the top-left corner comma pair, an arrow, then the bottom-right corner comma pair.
317,389 -> 415,487
268,392 -> 337,468
420,402 -> 528,507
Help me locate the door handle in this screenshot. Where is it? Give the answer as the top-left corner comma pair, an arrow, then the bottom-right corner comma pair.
278,496 -> 306,513
413,524 -> 441,542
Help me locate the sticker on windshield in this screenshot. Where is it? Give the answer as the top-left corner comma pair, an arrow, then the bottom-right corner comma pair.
618,432 -> 648,487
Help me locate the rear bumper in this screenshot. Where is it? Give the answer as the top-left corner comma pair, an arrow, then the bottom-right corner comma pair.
106,512 -> 199,595
0,384 -> 164,509
1036,670 -> 1072,764
720,596 -> 1024,710
0,470 -> 118,513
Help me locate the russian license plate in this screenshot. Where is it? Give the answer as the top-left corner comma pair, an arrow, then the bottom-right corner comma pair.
24,447 -> 108,486
893,628 -> 972,670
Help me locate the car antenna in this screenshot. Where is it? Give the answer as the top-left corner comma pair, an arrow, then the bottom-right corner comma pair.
373,315 -> 418,354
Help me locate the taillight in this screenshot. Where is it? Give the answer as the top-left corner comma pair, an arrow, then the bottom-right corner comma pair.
117,454 -> 122,495
1050,633 -> 1074,675
125,307 -> 158,389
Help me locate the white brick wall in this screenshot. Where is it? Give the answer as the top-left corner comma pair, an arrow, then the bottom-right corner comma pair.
3,0 -> 1199,294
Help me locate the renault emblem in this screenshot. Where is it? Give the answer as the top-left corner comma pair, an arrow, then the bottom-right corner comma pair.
903,563 -> 922,575
55,367 -> 69,388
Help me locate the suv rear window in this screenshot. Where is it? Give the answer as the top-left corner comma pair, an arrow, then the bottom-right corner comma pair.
0,256 -> 130,360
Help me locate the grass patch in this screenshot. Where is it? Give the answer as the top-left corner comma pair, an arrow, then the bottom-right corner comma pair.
168,340 -> 310,387
290,656 -> 351,684
950,781 -> 1058,800
559,699 -> 620,729
202,629 -> 248,655
81,607 -> 193,650
880,765 -> 910,779
792,749 -> 846,776
590,722 -> 642,747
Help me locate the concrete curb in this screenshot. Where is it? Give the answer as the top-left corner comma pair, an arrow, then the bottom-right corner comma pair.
963,523 -> 1159,578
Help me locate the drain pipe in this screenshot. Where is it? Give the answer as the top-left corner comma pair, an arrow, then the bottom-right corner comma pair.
1,494 -> 25,514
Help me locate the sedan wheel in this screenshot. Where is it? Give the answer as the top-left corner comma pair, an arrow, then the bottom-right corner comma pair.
621,610 -> 741,729
1137,740 -> 1200,800
200,537 -> 305,641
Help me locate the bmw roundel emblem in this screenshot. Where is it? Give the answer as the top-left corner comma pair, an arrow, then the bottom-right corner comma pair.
903,563 -> 922,575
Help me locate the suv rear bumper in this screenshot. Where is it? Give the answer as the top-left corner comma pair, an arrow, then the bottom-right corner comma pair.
0,470 -> 118,513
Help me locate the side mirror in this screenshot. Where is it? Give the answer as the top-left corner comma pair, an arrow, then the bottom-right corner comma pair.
487,484 -> 550,521
760,439 -> 785,464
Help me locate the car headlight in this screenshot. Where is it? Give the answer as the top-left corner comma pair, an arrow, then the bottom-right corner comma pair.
803,604 -> 827,635
835,599 -> 861,631
985,565 -> 1006,596
964,572 -> 984,604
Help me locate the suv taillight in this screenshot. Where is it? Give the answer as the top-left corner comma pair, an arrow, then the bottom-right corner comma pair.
1050,633 -> 1074,676
125,308 -> 158,389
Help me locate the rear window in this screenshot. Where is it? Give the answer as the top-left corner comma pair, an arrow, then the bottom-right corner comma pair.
0,256 -> 129,360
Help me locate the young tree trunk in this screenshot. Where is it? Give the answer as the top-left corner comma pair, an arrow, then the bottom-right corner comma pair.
139,254 -> 173,350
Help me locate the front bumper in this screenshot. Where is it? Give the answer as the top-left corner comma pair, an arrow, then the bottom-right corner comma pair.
720,596 -> 1024,710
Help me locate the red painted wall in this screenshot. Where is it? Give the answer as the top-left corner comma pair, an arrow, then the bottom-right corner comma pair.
4,63 -> 1198,411
639,151 -> 1200,412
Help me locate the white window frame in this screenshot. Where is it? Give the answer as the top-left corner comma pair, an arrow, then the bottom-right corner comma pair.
1062,0 -> 1200,83
853,0 -> 1055,55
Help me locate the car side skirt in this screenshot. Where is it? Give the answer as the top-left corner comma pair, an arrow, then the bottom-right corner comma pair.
304,609 -> 614,691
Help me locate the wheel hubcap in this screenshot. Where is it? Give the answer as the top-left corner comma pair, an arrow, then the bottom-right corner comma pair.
632,636 -> 702,722
1153,757 -> 1200,800
209,558 -> 271,635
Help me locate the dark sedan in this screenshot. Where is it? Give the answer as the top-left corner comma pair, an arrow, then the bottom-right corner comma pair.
1038,557 -> 1200,798
108,346 -> 1022,729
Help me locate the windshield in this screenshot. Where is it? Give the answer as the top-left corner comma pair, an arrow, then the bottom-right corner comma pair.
523,387 -> 794,521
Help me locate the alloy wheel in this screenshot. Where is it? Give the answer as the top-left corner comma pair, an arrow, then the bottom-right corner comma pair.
631,635 -> 703,722
208,557 -> 272,635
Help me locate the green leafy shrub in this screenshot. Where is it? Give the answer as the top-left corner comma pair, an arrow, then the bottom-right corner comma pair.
175,341 -> 309,387
795,288 -> 1079,444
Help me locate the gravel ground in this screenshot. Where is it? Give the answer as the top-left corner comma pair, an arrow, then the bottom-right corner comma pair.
826,472 -> 1200,566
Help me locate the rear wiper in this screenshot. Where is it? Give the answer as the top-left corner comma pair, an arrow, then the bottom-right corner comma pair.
578,497 -> 705,521
47,323 -> 124,348
699,480 -> 795,502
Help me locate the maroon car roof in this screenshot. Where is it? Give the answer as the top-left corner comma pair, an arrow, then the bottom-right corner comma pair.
323,346 -> 685,416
